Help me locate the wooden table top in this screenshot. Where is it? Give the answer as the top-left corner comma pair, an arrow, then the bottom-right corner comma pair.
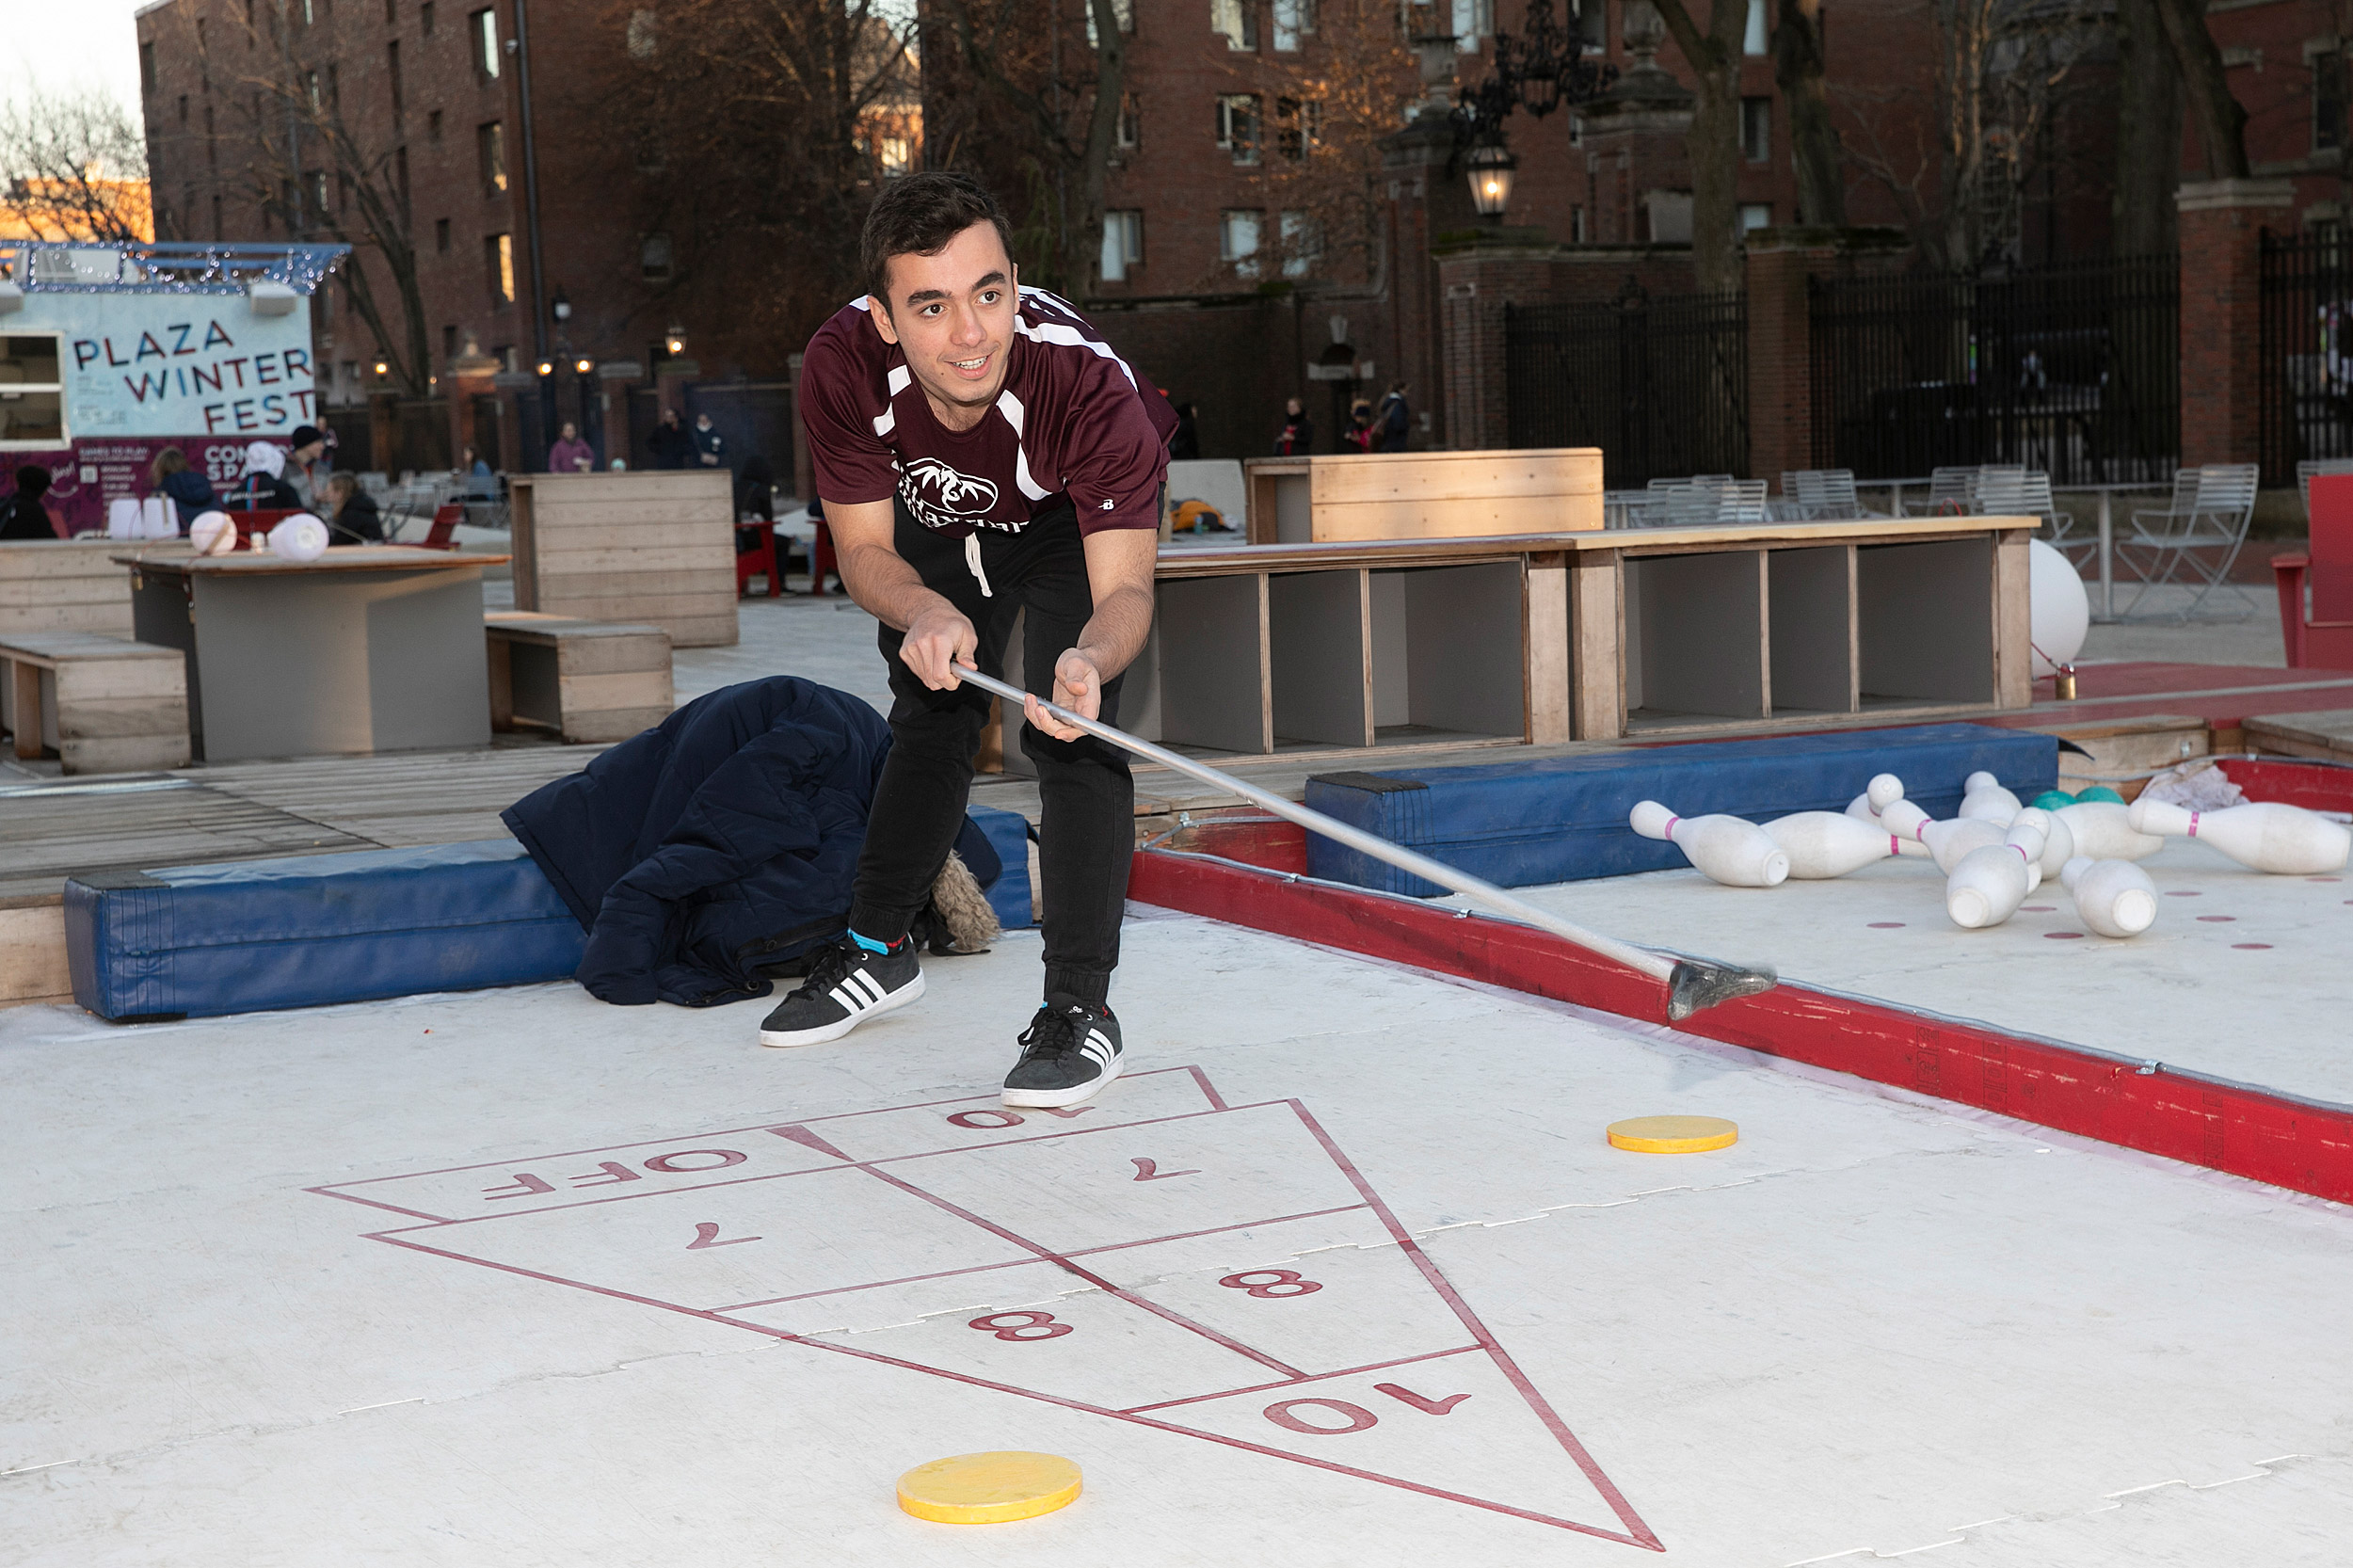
114,546 -> 511,577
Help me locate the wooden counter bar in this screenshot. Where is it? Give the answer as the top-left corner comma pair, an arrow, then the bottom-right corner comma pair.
121,546 -> 506,762
1139,516 -> 2038,753
507,472 -> 738,648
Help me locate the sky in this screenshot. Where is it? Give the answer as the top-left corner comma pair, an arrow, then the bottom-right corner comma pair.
2,0 -> 151,126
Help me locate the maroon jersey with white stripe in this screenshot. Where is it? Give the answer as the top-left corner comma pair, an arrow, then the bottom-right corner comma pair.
800,288 -> 1176,539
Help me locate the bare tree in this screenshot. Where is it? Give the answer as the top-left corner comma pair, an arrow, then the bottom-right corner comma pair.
1219,0 -> 1417,289
1772,0 -> 1844,227
925,0 -> 1129,296
2112,0 -> 2183,255
0,87 -> 152,243
610,0 -> 917,356
1647,0 -> 1749,294
2151,0 -> 2248,180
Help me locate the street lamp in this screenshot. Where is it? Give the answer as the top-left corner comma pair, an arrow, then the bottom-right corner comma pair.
552,288 -> 571,324
1466,139 -> 1519,219
574,357 -> 592,375
536,360 -> 553,376
664,325 -> 686,358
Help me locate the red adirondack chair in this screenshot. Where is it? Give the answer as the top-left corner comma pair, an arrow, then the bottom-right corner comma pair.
415,504 -> 464,550
2274,472 -> 2353,668
736,519 -> 781,597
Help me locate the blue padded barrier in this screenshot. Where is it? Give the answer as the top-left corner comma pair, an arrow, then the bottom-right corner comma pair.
66,840 -> 585,1022
1303,723 -> 2058,897
968,805 -> 1035,930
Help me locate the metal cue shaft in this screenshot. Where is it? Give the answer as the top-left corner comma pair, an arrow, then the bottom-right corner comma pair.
956,667 -> 1678,984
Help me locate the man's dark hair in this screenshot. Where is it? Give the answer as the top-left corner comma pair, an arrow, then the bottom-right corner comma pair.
862,171 -> 1013,310
14,463 -> 51,497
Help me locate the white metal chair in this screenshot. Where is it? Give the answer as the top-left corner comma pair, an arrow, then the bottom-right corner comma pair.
2120,464 -> 2262,619
1660,477 -> 1769,527
1975,469 -> 2084,564
2297,458 -> 2353,523
1778,469 -> 1878,520
1903,466 -> 1982,516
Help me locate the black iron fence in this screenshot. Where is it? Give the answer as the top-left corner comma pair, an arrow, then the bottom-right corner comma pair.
1504,288 -> 1747,488
2260,228 -> 2353,481
1809,255 -> 2178,485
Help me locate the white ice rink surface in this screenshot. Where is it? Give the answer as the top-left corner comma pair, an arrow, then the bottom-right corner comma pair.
7,908 -> 2353,1565
1441,837 -> 2353,1104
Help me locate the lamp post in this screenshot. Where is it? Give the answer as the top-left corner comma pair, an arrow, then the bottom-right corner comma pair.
1449,0 -> 1616,221
1465,138 -> 1520,221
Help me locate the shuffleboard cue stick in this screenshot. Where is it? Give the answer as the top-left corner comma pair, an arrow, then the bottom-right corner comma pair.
956,667 -> 1776,1020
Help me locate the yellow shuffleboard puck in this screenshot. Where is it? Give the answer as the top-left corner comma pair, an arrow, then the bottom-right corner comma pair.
897,1451 -> 1082,1525
1606,1115 -> 1739,1154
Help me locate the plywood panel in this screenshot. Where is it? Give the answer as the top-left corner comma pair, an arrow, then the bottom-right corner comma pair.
1308,449 -> 1602,504
1628,550 -> 1767,722
1525,558 -> 1571,745
1992,532 -> 2032,710
1857,537 -> 1994,705
1401,563 -> 1526,739
1312,491 -> 1604,542
1571,554 -> 1623,740
1156,575 -> 1269,754
1767,546 -> 1856,715
510,470 -> 736,647
0,902 -> 70,1003
1367,571 -> 1410,728
1269,569 -> 1370,748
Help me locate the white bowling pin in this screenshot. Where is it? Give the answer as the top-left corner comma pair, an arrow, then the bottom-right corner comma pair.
1629,800 -> 1790,888
2126,797 -> 2353,874
2028,806 -> 2074,881
2060,856 -> 2157,938
1959,771 -> 2023,824
1922,816 -> 2008,872
1946,819 -> 2043,929
2053,800 -> 2163,862
1844,773 -> 1907,827
1761,811 -> 1901,878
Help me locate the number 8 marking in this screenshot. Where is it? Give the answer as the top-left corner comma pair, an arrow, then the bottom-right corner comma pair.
1219,1269 -> 1322,1299
968,1310 -> 1073,1341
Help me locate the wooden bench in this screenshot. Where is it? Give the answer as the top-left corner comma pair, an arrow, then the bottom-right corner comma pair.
0,632 -> 191,774
507,472 -> 739,648
486,612 -> 673,744
0,538 -> 142,639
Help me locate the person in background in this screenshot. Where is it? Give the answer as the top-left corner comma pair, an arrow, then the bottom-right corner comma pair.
648,408 -> 691,469
1167,400 -> 1201,461
735,455 -> 776,554
322,472 -> 386,543
1343,397 -> 1376,453
461,444 -> 498,498
804,494 -> 839,597
284,424 -> 329,505
1273,396 -> 1313,456
692,411 -> 727,469
227,441 -> 303,509
0,464 -> 56,540
1373,381 -> 1411,453
548,421 -> 597,473
149,446 -> 218,530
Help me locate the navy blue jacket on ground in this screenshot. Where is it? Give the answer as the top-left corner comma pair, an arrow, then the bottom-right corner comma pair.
504,677 -> 997,1008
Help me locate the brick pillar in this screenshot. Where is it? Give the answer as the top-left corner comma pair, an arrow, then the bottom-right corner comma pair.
1434,232 -> 1559,452
2176,178 -> 2293,470
1742,227 -> 1908,486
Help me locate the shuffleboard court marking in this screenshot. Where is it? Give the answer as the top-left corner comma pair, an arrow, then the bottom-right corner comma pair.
315,1069 -> 1661,1549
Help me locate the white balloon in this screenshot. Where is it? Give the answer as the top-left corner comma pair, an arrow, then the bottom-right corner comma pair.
267,513 -> 330,562
2028,537 -> 2089,678
187,510 -> 237,555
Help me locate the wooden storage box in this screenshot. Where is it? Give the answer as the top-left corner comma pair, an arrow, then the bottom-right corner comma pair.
0,539 -> 141,639
0,631 -> 191,774
508,472 -> 738,648
1243,449 -> 1603,545
486,612 -> 674,744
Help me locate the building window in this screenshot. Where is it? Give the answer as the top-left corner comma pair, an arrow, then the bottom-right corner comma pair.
1570,204 -> 1587,243
428,108 -> 442,143
472,7 -> 500,77
1085,0 -> 1133,47
1100,210 -> 1144,281
389,41 -> 403,120
641,232 -> 673,281
307,169 -> 329,215
1273,0 -> 1312,51
328,62 -> 340,106
436,216 -> 451,251
1211,0 -> 1257,51
395,145 -> 410,215
206,104 -> 216,164
2319,50 -> 2348,152
140,41 -> 157,95
1220,208 -> 1262,278
443,325 -> 458,361
1453,0 -> 1493,51
1278,210 -> 1317,279
1744,0 -> 1768,55
0,335 -> 67,448
178,94 -> 189,125
1276,96 -> 1319,160
211,193 -> 223,239
387,0 -> 397,22
486,232 -> 515,305
306,70 -> 322,107
421,0 -> 434,34
477,120 -> 507,194
1216,93 -> 1261,164
628,8 -> 657,57
1573,0 -> 1605,52
1115,92 -> 1140,151
1739,202 -> 1773,232
1740,97 -> 1770,163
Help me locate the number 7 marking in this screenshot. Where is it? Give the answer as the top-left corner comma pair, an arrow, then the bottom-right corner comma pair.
1131,1158 -> 1201,1181
687,1223 -> 760,1250
1375,1383 -> 1470,1416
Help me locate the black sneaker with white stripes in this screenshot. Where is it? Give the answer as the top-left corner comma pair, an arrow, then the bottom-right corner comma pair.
1000,995 -> 1124,1108
757,934 -> 924,1048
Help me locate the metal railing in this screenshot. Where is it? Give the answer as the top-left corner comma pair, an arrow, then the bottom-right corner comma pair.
2261,227 -> 2353,483
1809,254 -> 2178,486
1504,287 -> 1747,488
